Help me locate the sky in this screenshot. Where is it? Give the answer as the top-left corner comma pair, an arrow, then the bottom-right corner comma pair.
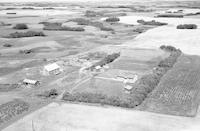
0,0 -> 196,2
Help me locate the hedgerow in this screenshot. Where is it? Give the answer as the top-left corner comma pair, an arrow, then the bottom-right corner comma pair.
137,19 -> 167,26
6,31 -> 45,38
105,17 -> 120,22
177,24 -> 197,29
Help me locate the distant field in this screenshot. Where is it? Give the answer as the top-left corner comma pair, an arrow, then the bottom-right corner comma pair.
139,55 -> 200,117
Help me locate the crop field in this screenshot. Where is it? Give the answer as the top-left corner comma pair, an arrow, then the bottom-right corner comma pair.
138,55 -> 200,117
0,99 -> 29,125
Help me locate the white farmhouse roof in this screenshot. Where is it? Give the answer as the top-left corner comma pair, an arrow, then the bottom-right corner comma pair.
23,79 -> 38,85
44,63 -> 60,72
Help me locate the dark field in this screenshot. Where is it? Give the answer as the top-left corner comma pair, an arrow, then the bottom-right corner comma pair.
138,55 -> 200,117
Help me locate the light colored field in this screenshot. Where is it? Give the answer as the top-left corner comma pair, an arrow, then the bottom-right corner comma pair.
119,15 -> 200,55
3,102 -> 200,131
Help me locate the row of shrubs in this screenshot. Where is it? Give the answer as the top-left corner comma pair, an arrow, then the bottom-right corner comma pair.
42,22 -> 85,31
85,10 -> 103,17
137,19 -> 168,26
63,92 -> 138,108
156,14 -> 184,18
160,45 -> 180,52
6,31 -> 45,38
90,52 -> 120,70
0,99 -> 29,124
177,24 -> 197,29
71,18 -> 114,31
62,46 -> 182,108
105,17 -> 120,22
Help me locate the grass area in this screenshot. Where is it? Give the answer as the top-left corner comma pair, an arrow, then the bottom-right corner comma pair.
0,99 -> 29,125
139,55 -> 200,117
0,84 -> 19,92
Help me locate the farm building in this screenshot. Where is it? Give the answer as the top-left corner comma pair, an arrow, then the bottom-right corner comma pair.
44,63 -> 61,75
22,79 -> 40,86
124,84 -> 133,92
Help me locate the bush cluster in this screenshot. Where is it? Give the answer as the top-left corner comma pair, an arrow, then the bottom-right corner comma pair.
158,50 -> 182,68
37,89 -> 59,98
39,22 -> 62,26
132,28 -> 145,33
19,49 -> 34,54
137,19 -> 167,26
22,7 -> 34,10
156,14 -> 184,18
160,45 -> 180,52
105,17 -> 120,22
6,31 -> 45,38
43,22 -> 85,31
63,92 -> 137,108
13,23 -> 28,30
71,18 -> 114,31
177,24 -> 197,29
3,43 -> 12,47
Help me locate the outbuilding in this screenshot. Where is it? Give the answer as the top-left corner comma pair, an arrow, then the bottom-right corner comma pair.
44,63 -> 61,75
23,79 -> 40,86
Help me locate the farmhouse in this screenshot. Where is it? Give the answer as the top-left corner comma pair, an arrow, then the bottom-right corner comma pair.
44,63 -> 61,75
22,79 -> 40,86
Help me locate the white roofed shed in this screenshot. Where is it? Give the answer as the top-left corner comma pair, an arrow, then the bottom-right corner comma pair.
23,79 -> 40,86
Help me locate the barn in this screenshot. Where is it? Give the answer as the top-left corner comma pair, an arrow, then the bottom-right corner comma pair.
44,63 -> 61,75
